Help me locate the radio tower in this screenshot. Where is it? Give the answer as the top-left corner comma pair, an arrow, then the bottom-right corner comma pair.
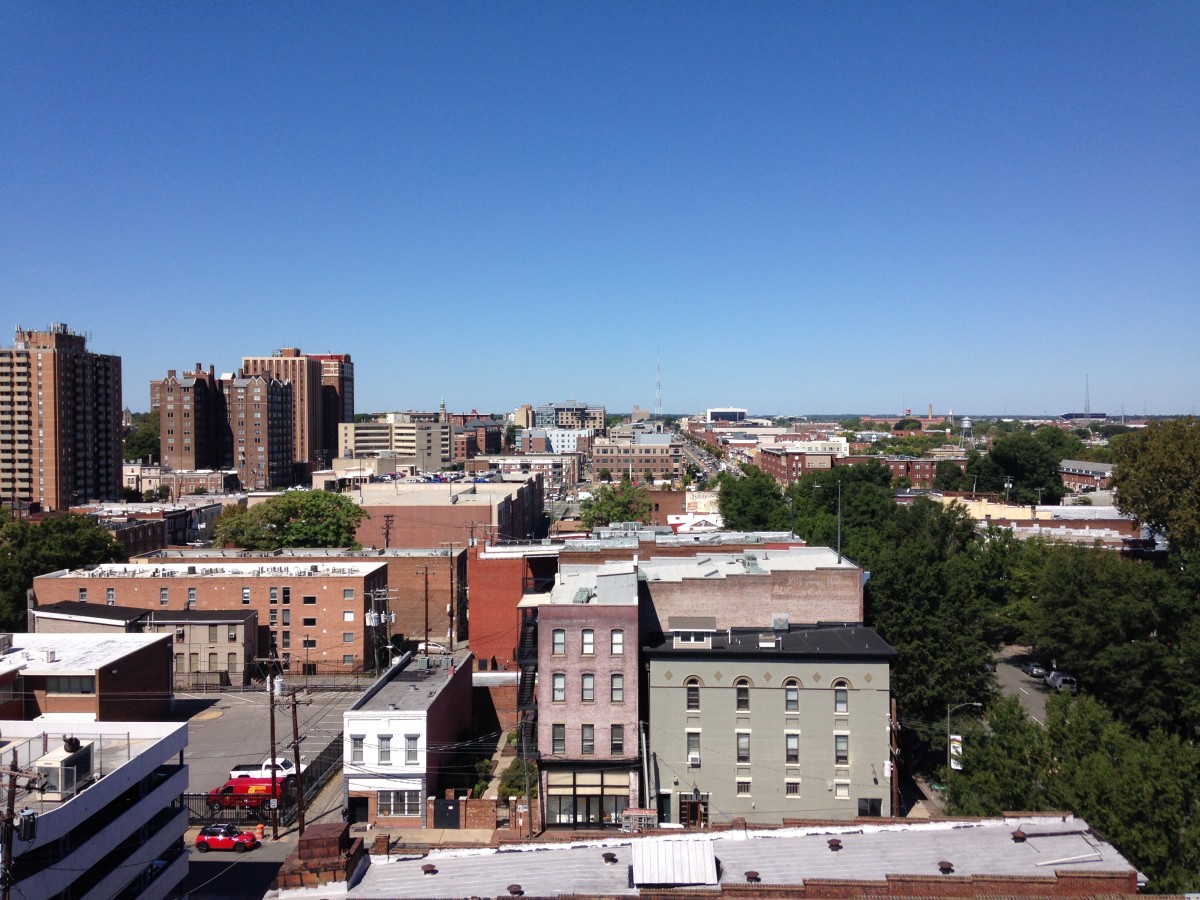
655,352 -> 662,421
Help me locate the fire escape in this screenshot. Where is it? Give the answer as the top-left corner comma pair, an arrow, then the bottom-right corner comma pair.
516,606 -> 539,760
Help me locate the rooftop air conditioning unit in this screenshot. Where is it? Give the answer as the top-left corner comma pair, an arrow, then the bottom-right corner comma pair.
687,752 -> 701,767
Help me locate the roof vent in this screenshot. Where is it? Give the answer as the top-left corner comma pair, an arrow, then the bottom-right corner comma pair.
938,860 -> 954,874
771,612 -> 789,632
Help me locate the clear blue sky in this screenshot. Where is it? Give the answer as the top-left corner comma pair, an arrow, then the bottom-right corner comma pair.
2,2 -> 1197,418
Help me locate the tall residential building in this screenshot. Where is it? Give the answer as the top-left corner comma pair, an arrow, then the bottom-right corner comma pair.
534,401 -> 607,431
150,363 -> 227,471
222,371 -> 293,490
311,352 -> 355,463
0,323 -> 122,512
241,347 -> 325,470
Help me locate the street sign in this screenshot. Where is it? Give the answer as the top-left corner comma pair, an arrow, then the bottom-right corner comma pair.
949,734 -> 964,771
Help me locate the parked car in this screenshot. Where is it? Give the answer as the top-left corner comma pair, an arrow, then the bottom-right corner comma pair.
1052,674 -> 1079,695
206,777 -> 286,813
194,824 -> 260,853
1022,661 -> 1048,678
229,756 -> 306,780
1044,671 -> 1078,693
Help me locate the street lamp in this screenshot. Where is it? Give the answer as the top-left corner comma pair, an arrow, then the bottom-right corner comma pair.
946,702 -> 983,770
814,480 -> 843,563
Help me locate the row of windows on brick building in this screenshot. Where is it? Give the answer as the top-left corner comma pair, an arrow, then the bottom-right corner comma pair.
549,723 -> 625,756
550,628 -> 624,655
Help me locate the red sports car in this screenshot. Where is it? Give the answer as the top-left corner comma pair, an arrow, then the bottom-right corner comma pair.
195,824 -> 260,853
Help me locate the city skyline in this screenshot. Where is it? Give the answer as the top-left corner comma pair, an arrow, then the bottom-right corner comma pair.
3,3 -> 1197,415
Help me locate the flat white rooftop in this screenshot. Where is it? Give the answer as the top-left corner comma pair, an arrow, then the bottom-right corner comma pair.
4,632 -> 169,673
47,561 -> 386,579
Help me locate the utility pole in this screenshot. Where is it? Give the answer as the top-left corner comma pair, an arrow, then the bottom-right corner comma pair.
890,698 -> 900,818
289,690 -> 309,837
1,750 -> 36,900
414,566 -> 431,652
268,670 -> 278,839
2,750 -> 17,900
440,543 -> 459,646
253,656 -> 282,840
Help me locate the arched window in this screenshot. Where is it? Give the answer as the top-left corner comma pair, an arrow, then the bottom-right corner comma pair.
685,677 -> 701,711
783,678 -> 800,712
735,677 -> 751,711
833,679 -> 849,714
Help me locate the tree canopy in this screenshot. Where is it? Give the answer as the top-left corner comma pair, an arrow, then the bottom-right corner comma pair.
946,694 -> 1200,893
579,479 -> 651,529
123,416 -> 160,463
968,431 -> 1067,504
716,466 -> 784,531
1112,416 -> 1200,553
212,491 -> 367,550
0,514 -> 127,630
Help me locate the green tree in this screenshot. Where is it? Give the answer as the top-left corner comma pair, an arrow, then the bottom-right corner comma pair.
944,696 -> 1050,815
933,460 -> 966,491
597,468 -> 612,483
1031,425 -> 1085,461
950,693 -> 1200,892
864,499 -> 996,727
212,491 -> 368,550
893,418 -> 923,431
579,479 -> 651,529
498,757 -> 539,799
0,515 -> 127,630
1019,540 -> 1195,737
123,416 -> 160,463
717,466 -> 785,531
975,432 -> 1067,504
1112,417 -> 1200,553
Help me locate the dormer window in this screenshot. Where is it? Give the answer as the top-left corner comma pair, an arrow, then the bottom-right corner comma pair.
669,616 -> 717,649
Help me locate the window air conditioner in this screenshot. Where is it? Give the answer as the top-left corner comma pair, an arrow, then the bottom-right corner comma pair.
687,753 -> 701,767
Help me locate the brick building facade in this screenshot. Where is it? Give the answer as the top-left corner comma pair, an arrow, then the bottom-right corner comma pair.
33,561 -> 388,673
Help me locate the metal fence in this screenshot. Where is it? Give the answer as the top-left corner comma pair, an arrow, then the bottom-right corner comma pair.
183,732 -> 344,826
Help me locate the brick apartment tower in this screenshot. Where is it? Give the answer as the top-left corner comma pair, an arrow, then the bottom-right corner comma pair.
309,353 -> 354,465
150,364 -> 228,471
0,323 -> 122,512
241,348 -> 326,473
222,372 -> 293,490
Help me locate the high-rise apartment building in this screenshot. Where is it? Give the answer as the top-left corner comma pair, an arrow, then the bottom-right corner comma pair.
241,348 -> 324,470
310,352 -> 355,463
150,363 -> 227,471
0,323 -> 122,511
222,372 -> 293,490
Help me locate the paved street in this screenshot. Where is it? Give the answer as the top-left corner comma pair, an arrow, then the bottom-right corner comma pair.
995,647 -> 1050,725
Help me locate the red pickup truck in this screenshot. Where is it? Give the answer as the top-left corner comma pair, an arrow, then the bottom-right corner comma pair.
206,778 -> 285,812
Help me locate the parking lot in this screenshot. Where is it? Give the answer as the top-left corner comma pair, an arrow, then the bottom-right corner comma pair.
177,686 -> 357,794
176,687 -> 358,898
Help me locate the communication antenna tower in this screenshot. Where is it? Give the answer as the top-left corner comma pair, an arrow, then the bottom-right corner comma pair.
655,352 -> 662,420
